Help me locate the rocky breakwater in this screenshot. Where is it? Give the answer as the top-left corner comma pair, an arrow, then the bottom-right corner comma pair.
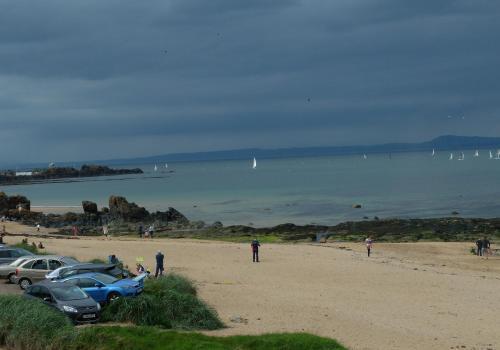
0,164 -> 143,185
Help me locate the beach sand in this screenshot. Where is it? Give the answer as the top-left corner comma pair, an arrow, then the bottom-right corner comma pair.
2,223 -> 499,350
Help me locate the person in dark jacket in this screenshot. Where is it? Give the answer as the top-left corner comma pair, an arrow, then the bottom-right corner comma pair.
481,237 -> 491,258
155,251 -> 164,277
251,239 -> 260,263
476,239 -> 483,256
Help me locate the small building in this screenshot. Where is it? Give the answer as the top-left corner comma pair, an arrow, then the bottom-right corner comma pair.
15,171 -> 33,177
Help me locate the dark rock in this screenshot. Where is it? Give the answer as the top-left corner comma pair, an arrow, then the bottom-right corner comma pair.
212,221 -> 223,229
109,196 -> 149,222
82,201 -> 98,214
352,204 -> 362,209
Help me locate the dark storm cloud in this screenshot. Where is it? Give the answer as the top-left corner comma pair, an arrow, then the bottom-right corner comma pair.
0,0 -> 499,163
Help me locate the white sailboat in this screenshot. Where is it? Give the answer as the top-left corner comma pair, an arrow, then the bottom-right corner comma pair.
458,152 -> 465,161
252,157 -> 257,169
474,150 -> 479,157
432,149 -> 435,156
165,163 -> 168,169
154,164 -> 158,171
363,154 -> 367,160
489,150 -> 493,159
449,153 -> 453,160
495,150 -> 500,160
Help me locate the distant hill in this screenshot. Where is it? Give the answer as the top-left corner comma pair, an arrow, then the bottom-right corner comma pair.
8,135 -> 500,169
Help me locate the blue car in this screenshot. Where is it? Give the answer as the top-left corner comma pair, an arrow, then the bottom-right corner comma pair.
60,272 -> 146,304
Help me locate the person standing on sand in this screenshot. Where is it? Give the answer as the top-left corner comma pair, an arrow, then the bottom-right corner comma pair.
482,237 -> 491,258
36,223 -> 40,232
155,250 -> 164,277
138,224 -> 144,239
476,238 -> 483,256
72,225 -> 79,237
365,236 -> 373,257
149,224 -> 154,239
251,239 -> 260,262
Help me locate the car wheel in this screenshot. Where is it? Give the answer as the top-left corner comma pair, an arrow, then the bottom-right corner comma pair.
107,292 -> 120,303
19,278 -> 32,290
8,273 -> 16,284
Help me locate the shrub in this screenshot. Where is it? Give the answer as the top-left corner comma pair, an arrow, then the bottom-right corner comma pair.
101,274 -> 223,330
12,242 -> 47,255
0,295 -> 75,350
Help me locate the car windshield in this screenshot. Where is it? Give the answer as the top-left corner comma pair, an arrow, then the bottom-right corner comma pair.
94,273 -> 118,284
17,248 -> 33,256
51,286 -> 88,301
61,257 -> 79,265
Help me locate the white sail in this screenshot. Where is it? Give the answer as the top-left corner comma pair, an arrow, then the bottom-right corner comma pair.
489,150 -> 493,159
496,150 -> 500,160
165,163 -> 168,169
363,154 -> 367,160
474,150 -> 479,157
432,149 -> 435,156
154,164 -> 158,171
458,152 -> 465,161
449,153 -> 453,160
252,157 -> 257,169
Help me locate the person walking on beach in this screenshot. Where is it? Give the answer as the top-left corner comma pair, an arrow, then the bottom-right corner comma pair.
482,236 -> 491,258
476,238 -> 483,256
155,250 -> 164,277
149,224 -> 155,239
138,224 -> 144,239
365,236 -> 373,257
36,223 -> 40,232
72,225 -> 79,237
103,225 -> 109,240
251,238 -> 260,262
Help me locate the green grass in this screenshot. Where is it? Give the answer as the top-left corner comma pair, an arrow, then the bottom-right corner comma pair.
71,326 -> 347,350
101,274 -> 224,330
0,295 -> 74,350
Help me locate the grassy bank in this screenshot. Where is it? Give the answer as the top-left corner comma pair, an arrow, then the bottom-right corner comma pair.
0,295 -> 346,350
72,326 -> 347,350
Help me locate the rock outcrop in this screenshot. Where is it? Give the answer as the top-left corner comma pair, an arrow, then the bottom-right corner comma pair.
82,201 -> 98,215
108,196 -> 149,222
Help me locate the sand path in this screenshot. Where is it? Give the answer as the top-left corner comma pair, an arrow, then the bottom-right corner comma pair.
2,224 -> 499,350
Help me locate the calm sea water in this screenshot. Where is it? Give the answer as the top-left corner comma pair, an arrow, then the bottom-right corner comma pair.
2,151 -> 500,227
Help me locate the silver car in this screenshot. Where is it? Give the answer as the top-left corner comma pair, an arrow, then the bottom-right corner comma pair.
0,256 -> 37,283
0,247 -> 34,265
13,256 -> 79,289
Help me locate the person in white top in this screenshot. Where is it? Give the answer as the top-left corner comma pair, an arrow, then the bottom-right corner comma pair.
365,236 -> 373,257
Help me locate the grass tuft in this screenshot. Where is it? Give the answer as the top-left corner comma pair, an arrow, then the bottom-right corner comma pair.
101,274 -> 223,330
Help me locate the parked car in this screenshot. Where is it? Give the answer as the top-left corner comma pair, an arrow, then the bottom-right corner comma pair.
0,256 -> 38,283
46,263 -> 128,280
13,256 -> 80,289
0,247 -> 34,265
24,280 -> 101,324
60,272 -> 147,304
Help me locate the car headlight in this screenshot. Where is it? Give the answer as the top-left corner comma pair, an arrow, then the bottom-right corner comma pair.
62,305 -> 78,313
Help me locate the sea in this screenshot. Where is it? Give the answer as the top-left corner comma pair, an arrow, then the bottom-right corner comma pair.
2,151 -> 500,227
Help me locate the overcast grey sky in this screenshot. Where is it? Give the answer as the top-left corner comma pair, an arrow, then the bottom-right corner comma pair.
0,0 -> 499,163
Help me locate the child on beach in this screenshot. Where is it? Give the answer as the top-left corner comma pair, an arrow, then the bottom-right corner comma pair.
365,236 -> 373,257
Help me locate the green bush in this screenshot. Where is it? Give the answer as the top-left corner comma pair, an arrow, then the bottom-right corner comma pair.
0,295 -> 75,350
12,242 -> 48,255
71,326 -> 347,350
101,274 -> 223,330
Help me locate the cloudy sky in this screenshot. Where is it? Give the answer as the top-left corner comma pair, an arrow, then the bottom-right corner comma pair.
0,0 -> 499,164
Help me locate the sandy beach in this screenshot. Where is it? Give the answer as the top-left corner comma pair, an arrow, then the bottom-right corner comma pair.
2,223 -> 499,350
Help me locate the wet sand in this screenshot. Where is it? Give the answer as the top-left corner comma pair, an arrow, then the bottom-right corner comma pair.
2,223 -> 499,350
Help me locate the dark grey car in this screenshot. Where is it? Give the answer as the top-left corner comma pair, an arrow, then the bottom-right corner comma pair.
0,247 -> 34,265
24,280 -> 101,324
